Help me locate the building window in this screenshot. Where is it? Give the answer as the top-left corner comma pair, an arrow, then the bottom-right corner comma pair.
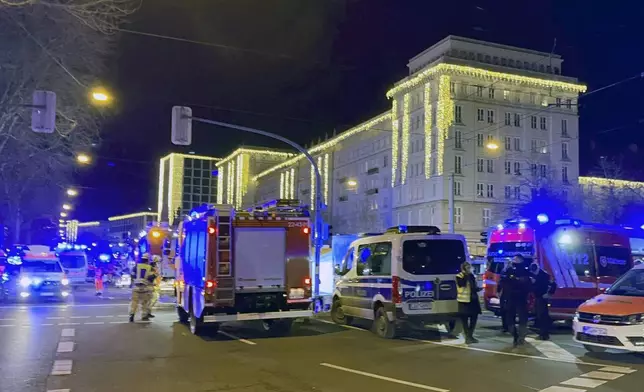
541,97 -> 549,107
477,133 -> 484,147
503,90 -> 510,100
514,161 -> 521,175
504,185 -> 512,199
487,109 -> 495,124
513,137 -> 521,151
454,155 -> 462,174
555,97 -> 562,107
562,142 -> 569,160
565,99 -> 572,109
530,93 -> 536,104
483,208 -> 491,226
476,86 -> 483,97
455,207 -> 462,224
505,137 -> 512,150
450,82 -> 455,94
530,116 -> 537,129
531,139 -> 538,152
514,186 -> 521,200
454,181 -> 462,196
562,166 -> 569,183
477,108 -> 485,122
540,117 -> 547,130
487,184 -> 494,198
455,130 -> 463,149
486,159 -> 494,173
477,183 -> 484,197
539,140 -> 548,154
504,112 -> 511,126
514,113 -> 521,127
561,119 -> 568,136
454,105 -> 462,123
504,161 -> 511,175
477,158 -> 484,173
489,88 -> 495,99
531,163 -> 537,177
539,164 -> 547,177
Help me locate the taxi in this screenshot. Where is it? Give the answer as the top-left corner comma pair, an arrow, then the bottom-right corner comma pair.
573,263 -> 644,352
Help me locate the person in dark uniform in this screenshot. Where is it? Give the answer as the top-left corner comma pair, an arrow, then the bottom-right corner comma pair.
500,255 -> 531,347
497,259 -> 512,333
456,261 -> 482,344
530,261 -> 557,340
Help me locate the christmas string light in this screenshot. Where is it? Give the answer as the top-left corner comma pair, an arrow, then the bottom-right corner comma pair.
424,82 -> 433,179
401,93 -> 410,184
391,99 -> 399,186
436,75 -> 453,175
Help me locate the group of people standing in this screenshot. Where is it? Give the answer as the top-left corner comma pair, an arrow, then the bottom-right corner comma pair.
455,255 -> 556,347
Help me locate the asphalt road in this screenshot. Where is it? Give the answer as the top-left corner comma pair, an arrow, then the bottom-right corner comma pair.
0,288 -> 642,392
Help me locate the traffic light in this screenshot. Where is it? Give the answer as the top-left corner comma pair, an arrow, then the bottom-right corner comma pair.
31,90 -> 56,133
171,106 -> 192,146
480,231 -> 488,244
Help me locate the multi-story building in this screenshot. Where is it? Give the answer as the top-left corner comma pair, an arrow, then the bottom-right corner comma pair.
106,212 -> 157,241
157,153 -> 221,225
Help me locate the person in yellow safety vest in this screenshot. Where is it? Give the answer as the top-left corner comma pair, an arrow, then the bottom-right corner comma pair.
456,261 -> 482,345
129,253 -> 156,323
149,256 -> 162,316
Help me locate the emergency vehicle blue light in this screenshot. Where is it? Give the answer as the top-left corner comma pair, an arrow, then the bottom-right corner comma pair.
99,254 -> 110,262
641,224 -> 644,230
537,213 -> 549,224
496,224 -> 503,231
73,245 -> 80,250
80,245 -> 87,250
211,170 -> 218,176
398,225 -> 408,233
497,249 -> 503,255
518,223 -> 526,229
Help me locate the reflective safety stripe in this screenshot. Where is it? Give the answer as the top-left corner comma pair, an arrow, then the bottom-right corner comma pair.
456,274 -> 471,303
134,263 -> 152,285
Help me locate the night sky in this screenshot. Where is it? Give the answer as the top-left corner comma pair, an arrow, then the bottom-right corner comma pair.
75,0 -> 644,221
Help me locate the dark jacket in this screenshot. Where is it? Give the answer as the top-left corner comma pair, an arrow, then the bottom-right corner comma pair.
499,265 -> 531,300
532,269 -> 556,298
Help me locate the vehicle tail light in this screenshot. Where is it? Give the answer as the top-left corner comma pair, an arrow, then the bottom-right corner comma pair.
392,276 -> 402,304
205,280 -> 217,289
304,277 -> 311,286
208,226 -> 216,235
302,227 -> 310,234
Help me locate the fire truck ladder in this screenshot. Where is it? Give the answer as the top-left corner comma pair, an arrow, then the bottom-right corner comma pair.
212,206 -> 234,306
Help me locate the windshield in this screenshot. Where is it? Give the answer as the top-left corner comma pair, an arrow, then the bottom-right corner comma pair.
606,268 -> 644,297
402,239 -> 466,275
59,255 -> 87,269
21,261 -> 63,273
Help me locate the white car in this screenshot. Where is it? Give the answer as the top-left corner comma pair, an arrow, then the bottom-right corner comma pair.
114,274 -> 131,288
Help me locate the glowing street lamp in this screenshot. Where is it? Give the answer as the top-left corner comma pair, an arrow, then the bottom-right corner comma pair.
66,188 -> 78,197
346,179 -> 358,187
90,88 -> 111,104
60,212 -> 68,217
62,204 -> 72,210
486,141 -> 499,150
76,154 -> 91,164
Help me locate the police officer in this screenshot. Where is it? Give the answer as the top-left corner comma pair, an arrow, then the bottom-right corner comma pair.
456,261 -> 482,344
530,261 -> 557,340
496,259 -> 511,333
129,254 -> 156,322
500,255 -> 531,347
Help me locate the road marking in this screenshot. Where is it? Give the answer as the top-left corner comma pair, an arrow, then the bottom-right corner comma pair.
47,317 -> 66,320
560,377 -> 607,388
315,318 -> 370,331
83,321 -> 105,325
0,318 -> 15,321
58,322 -> 81,326
51,359 -> 73,375
110,321 -> 129,324
96,315 -> 114,318
42,323 -> 54,326
47,389 -> 70,392
598,366 -> 636,374
57,341 -> 75,353
61,328 -> 75,337
218,330 -> 257,345
525,337 -> 578,362
0,324 -> 16,327
70,316 -> 91,319
320,363 -> 449,391
538,386 -> 586,392
0,303 -> 130,309
580,371 -> 623,381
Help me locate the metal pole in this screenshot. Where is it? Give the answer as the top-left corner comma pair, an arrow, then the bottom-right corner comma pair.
448,173 -> 455,233
190,117 -> 325,312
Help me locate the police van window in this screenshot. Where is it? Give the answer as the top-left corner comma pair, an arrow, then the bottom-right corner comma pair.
338,247 -> 354,276
357,242 -> 392,276
402,239 -> 465,275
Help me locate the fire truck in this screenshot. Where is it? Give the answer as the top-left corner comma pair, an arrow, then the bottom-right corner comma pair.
175,200 -> 313,335
483,216 -> 634,320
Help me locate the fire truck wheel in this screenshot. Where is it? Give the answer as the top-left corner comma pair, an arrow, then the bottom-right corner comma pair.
373,306 -> 396,339
331,299 -> 353,325
177,306 -> 189,324
189,308 -> 206,336
583,344 -> 607,353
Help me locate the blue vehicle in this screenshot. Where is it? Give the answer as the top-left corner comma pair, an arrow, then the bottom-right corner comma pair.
331,226 -> 468,338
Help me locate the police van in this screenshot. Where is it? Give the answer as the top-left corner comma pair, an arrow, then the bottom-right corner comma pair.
331,225 -> 468,338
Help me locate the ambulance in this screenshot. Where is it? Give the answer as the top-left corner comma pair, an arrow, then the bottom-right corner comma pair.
483,216 -> 633,320
573,263 -> 644,352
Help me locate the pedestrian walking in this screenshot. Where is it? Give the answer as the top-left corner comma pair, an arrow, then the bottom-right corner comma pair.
94,265 -> 104,296
500,255 -> 531,347
129,254 -> 156,322
456,261 -> 482,344
530,261 -> 557,340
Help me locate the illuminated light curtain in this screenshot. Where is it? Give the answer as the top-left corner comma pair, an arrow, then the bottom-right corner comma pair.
391,98 -> 399,186
436,75 -> 454,175
216,165 -> 224,204
401,93 -> 411,184
310,162 -> 315,210
323,154 -> 329,205
289,168 -> 295,199
424,82 -> 432,179
235,154 -> 243,208
280,172 -> 285,199
227,162 -> 233,204
157,157 -> 165,222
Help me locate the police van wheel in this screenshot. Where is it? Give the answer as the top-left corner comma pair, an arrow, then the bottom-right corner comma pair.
373,306 -> 396,339
177,306 -> 189,324
331,299 -> 353,325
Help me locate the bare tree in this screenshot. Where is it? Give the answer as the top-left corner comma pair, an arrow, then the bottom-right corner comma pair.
0,1 -> 139,241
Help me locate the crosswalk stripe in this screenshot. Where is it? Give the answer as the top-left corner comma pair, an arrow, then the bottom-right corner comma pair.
560,377 -> 607,388
580,371 -> 623,381
598,366 -> 636,374
538,386 -> 586,392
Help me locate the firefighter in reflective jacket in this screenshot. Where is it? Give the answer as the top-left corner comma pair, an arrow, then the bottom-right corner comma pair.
149,256 -> 162,315
129,254 -> 156,322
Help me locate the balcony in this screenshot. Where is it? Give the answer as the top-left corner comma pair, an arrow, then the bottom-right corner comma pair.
367,167 -> 379,175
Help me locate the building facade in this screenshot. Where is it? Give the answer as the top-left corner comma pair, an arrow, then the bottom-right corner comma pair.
106,212 -> 157,242
157,153 -> 221,225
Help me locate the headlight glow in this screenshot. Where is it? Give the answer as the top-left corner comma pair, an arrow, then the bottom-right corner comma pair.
19,277 -> 32,287
61,278 -> 69,286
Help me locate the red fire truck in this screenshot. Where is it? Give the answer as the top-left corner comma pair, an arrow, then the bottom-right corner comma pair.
483,217 -> 633,320
175,200 -> 313,335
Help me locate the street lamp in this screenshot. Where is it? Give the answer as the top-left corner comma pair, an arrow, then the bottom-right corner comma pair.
60,212 -> 68,217
76,154 -> 91,164
62,204 -> 72,210
90,88 -> 111,104
486,141 -> 499,150
346,179 -> 358,187
66,188 -> 78,197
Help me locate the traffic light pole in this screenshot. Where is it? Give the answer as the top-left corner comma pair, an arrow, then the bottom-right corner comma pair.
188,117 -> 326,312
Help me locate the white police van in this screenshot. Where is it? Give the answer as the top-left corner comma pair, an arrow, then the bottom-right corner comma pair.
331,225 -> 468,338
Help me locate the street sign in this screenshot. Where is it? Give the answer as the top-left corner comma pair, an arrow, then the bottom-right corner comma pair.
171,106 -> 192,146
31,90 -> 56,133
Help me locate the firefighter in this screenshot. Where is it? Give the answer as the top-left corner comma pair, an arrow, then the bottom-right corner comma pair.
94,264 -> 104,296
129,253 -> 156,322
530,261 -> 557,340
148,256 -> 162,317
500,255 -> 531,347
